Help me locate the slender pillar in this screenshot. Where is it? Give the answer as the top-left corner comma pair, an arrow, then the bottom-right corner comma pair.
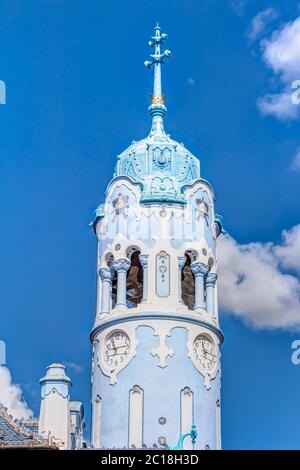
112,258 -> 131,308
206,273 -> 217,317
178,256 -> 186,304
216,399 -> 221,450
128,386 -> 144,448
190,262 -> 209,311
180,387 -> 194,450
99,267 -> 114,314
93,395 -> 101,449
139,254 -> 149,302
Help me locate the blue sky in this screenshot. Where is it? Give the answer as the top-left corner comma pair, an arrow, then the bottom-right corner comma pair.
1,0 -> 300,449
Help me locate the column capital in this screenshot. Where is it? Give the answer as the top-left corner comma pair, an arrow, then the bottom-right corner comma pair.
99,266 -> 114,281
178,256 -> 187,269
112,258 -> 131,273
190,261 -> 209,277
206,273 -> 217,287
139,254 -> 149,269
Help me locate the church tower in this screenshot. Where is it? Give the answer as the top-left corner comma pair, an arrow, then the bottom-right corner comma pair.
90,25 -> 223,450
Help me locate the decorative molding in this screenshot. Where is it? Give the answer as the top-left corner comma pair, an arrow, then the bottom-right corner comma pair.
150,324 -> 174,368
112,258 -> 131,273
90,311 -> 224,343
182,387 -> 193,397
128,385 -> 144,449
206,273 -> 217,287
99,267 -> 114,281
190,261 -> 209,277
97,326 -> 138,385
91,340 -> 99,374
187,331 -> 219,390
138,254 -> 149,268
195,197 -> 209,225
178,256 -> 187,269
180,387 -> 194,450
155,251 -> 170,297
41,386 -> 69,400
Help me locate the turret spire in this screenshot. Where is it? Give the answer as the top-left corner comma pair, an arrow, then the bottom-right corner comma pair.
144,24 -> 171,136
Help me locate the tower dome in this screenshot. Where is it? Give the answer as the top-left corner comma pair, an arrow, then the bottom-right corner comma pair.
114,120 -> 200,205
114,25 -> 200,204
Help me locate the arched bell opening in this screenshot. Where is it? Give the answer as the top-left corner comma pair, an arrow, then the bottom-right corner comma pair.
182,252 -> 195,310
126,249 -> 143,308
103,253 -> 117,310
111,272 -> 118,310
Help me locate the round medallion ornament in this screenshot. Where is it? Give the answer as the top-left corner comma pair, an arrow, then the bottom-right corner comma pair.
158,417 -> 166,425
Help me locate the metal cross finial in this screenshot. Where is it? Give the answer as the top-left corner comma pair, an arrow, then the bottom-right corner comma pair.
144,24 -> 171,101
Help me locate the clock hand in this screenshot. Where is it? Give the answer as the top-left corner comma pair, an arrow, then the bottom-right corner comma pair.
111,338 -> 117,352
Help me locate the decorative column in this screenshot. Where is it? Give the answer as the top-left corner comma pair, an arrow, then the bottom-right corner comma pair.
190,262 -> 209,311
99,267 -> 114,315
178,256 -> 186,304
112,258 -> 131,308
139,254 -> 149,302
206,273 -> 217,317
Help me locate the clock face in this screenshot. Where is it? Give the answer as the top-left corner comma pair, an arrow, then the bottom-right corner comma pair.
103,331 -> 130,369
193,335 -> 217,373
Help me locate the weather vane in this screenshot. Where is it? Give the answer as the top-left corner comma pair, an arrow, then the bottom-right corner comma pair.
144,24 -> 172,105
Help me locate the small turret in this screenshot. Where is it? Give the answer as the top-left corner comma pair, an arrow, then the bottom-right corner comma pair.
38,363 -> 72,449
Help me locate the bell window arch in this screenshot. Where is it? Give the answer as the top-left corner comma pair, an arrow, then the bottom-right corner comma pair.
181,252 -> 195,310
126,248 -> 143,308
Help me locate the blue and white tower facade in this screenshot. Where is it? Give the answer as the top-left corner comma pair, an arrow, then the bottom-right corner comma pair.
90,25 -> 223,450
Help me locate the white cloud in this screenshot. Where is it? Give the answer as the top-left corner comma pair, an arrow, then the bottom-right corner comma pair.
262,17 -> 300,82
257,89 -> 299,120
0,366 -> 33,419
218,225 -> 300,330
258,16 -> 300,121
274,225 -> 300,274
247,7 -> 278,41
64,361 -> 83,373
291,146 -> 300,171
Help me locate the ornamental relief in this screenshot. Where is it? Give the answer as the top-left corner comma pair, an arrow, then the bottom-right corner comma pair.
96,322 -> 220,389
97,324 -> 138,386
112,194 -> 129,220
183,183 -> 214,224
121,151 -> 147,180
98,236 -> 149,269
155,250 -> 171,297
177,155 -> 198,183
150,324 -> 174,368
187,330 -> 220,390
146,176 -> 178,198
152,146 -> 172,171
195,197 -> 209,225
97,181 -> 142,237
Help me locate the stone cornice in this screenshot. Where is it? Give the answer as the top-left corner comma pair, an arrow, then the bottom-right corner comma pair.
90,311 -> 224,344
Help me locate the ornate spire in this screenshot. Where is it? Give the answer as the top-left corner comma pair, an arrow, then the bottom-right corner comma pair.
144,24 -> 172,136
